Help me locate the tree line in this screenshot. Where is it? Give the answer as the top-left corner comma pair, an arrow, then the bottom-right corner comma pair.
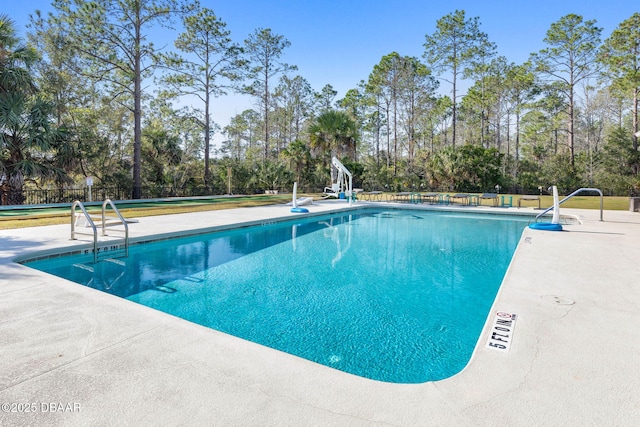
1,2 -> 639,205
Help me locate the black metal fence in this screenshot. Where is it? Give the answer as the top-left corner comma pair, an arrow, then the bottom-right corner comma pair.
15,187 -> 126,205
3,184 -> 325,206
13,187 -> 312,205
15,186 -> 220,205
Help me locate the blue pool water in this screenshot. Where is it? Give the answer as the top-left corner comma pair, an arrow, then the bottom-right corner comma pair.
25,209 -> 528,383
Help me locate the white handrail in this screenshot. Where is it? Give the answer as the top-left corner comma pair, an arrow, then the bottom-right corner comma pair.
71,199 -> 130,263
71,200 -> 98,263
102,198 -> 129,257
535,187 -> 603,222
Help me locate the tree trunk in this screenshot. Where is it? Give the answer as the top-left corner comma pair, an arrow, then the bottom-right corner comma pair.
633,87 -> 639,175
204,77 -> 211,188
263,74 -> 269,161
452,70 -> 457,148
3,170 -> 26,205
132,19 -> 142,199
568,89 -> 575,167
393,90 -> 397,175
633,87 -> 638,152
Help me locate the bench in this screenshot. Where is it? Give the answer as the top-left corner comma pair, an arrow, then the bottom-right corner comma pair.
393,192 -> 411,203
450,193 -> 470,205
421,193 -> 439,204
518,195 -> 541,209
361,191 -> 383,201
479,193 -> 499,207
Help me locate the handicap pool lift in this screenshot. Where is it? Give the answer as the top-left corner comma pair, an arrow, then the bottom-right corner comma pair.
323,156 -> 354,206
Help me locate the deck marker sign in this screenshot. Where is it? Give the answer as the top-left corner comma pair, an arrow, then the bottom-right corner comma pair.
485,312 -> 517,352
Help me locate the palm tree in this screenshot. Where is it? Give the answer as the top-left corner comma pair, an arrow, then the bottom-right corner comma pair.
0,15 -> 37,93
308,110 -> 358,191
308,110 -> 358,160
1,15 -> 69,205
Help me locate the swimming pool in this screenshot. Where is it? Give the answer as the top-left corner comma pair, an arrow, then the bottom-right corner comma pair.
25,208 -> 529,383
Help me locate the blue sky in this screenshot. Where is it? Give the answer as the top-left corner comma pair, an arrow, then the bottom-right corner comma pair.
4,0 -> 639,138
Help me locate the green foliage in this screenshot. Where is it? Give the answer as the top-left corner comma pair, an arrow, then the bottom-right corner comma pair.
423,9 -> 496,145
157,6 -> 243,186
359,156 -> 389,191
541,153 -> 583,194
141,119 -> 183,187
252,159 -> 292,191
4,9 -> 640,202
243,28 -> 297,159
222,109 -> 261,159
598,13 -> 640,93
315,84 -> 338,113
214,157 -> 253,194
514,158 -> 543,194
530,14 -> 603,165
426,144 -> 504,192
338,157 -> 365,189
366,52 -> 438,167
0,14 -> 71,204
594,127 -> 640,195
48,0 -> 195,199
599,13 -> 640,151
280,139 -> 313,187
308,110 -> 358,160
272,75 -> 314,147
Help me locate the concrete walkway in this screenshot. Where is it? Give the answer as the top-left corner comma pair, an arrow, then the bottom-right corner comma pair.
1,201 -> 639,426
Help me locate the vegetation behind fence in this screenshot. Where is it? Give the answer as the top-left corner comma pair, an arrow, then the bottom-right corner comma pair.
13,185 -> 325,206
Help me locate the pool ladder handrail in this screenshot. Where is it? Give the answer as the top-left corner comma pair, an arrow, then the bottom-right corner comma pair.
71,200 -> 99,263
102,198 -> 129,258
71,199 -> 129,263
535,187 -> 603,222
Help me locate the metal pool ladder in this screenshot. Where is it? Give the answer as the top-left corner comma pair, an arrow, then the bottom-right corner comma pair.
71,199 -> 130,263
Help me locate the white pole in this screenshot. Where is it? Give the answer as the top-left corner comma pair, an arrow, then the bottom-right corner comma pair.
292,182 -> 298,208
551,185 -> 560,224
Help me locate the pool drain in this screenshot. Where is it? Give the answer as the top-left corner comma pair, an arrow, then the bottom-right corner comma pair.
540,295 -> 574,305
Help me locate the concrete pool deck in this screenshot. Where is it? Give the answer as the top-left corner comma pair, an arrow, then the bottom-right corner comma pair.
1,201 -> 639,425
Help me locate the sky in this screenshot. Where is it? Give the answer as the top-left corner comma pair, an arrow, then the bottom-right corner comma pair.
3,0 -> 639,143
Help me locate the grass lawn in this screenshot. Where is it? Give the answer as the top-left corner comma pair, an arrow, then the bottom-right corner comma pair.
0,193 -> 631,230
0,195 -> 292,230
490,194 -> 628,210
534,195 -> 628,210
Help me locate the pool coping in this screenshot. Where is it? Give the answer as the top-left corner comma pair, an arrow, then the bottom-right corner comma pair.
13,204 -> 539,264
1,200 -> 639,425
